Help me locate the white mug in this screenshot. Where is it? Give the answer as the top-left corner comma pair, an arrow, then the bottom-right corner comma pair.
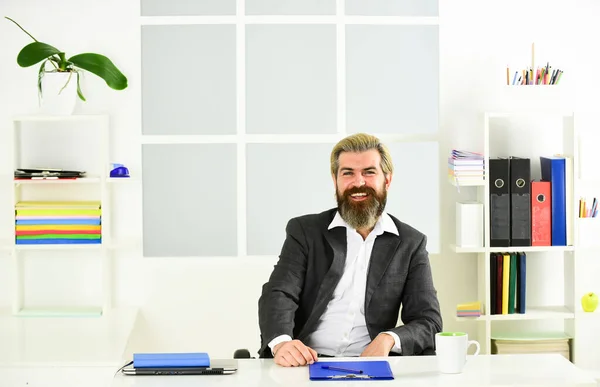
435,332 -> 480,374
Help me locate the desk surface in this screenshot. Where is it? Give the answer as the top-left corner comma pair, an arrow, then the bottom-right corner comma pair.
111,354 -> 598,387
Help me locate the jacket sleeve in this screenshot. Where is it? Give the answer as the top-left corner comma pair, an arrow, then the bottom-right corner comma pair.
258,218 -> 308,357
388,235 -> 442,355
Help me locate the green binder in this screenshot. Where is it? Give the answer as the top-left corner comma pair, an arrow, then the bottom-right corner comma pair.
508,252 -> 517,314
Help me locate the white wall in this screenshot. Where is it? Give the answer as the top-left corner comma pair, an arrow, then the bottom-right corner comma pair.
1,0 -> 599,361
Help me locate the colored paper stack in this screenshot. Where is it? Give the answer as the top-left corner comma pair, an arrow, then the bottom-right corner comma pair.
15,201 -> 102,245
456,301 -> 481,317
448,150 -> 485,184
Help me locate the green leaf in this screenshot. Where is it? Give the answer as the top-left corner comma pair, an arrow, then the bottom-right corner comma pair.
68,53 -> 127,90
17,42 -> 63,67
76,71 -> 86,101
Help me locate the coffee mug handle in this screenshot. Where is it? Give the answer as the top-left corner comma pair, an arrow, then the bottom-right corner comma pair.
467,340 -> 480,356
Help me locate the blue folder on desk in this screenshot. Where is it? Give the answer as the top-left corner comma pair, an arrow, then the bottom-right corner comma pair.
133,352 -> 210,368
309,361 -> 394,380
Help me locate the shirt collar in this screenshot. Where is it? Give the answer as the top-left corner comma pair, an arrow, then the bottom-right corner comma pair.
328,211 -> 399,236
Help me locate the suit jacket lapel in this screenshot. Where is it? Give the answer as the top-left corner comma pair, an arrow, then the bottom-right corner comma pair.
298,226 -> 346,340
365,233 -> 401,308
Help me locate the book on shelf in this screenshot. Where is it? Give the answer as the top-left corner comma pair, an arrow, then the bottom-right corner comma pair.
456,301 -> 481,317
14,201 -> 102,245
490,252 -> 526,315
449,150 -> 485,185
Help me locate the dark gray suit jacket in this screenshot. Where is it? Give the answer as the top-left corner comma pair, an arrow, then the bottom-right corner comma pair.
258,208 -> 442,358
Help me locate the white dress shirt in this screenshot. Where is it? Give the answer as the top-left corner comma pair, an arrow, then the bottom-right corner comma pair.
269,211 -> 402,356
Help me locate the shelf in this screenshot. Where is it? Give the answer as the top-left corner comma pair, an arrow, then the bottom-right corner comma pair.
451,244 -> 576,254
451,244 -> 486,253
14,177 -> 101,185
0,307 -> 138,366
15,243 -> 103,251
5,239 -> 139,251
457,306 -> 574,322
486,111 -> 573,118
575,311 -> 600,320
12,177 -> 140,185
12,114 -> 108,122
106,177 -> 141,184
448,176 -> 485,187
15,306 -> 103,317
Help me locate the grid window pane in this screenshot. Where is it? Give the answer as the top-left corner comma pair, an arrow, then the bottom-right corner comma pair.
141,0 -> 235,16
246,0 -> 335,15
142,25 -> 236,135
346,0 -> 438,16
246,25 -> 337,134
142,144 -> 237,257
346,25 -> 439,135
246,143 -> 334,255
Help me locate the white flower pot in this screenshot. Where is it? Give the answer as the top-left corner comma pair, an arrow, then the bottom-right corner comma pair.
39,71 -> 77,115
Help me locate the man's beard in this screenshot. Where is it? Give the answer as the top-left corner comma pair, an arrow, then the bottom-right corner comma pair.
336,184 -> 387,230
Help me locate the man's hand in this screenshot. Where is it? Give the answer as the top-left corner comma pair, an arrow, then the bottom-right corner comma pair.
273,339 -> 318,367
360,333 -> 395,357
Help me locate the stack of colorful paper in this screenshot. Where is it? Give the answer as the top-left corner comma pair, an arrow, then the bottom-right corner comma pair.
15,201 -> 101,245
448,150 -> 485,184
456,301 -> 482,317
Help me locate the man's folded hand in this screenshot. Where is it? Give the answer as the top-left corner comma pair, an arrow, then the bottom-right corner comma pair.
273,339 -> 318,367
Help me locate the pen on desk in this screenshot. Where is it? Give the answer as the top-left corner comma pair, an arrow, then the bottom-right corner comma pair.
321,365 -> 363,374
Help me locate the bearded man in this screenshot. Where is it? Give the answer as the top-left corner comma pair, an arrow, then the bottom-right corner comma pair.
258,133 -> 442,367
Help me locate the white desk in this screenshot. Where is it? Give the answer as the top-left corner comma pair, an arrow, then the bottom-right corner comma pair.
111,354 -> 598,387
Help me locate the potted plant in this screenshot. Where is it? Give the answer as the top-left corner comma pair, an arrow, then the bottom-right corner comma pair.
5,16 -> 128,114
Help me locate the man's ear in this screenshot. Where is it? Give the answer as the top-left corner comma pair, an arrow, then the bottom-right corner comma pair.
384,173 -> 392,190
331,173 -> 337,187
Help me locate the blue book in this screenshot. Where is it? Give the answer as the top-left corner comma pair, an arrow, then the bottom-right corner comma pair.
16,219 -> 101,225
309,361 -> 393,380
540,156 -> 566,246
15,239 -> 101,244
133,352 -> 210,368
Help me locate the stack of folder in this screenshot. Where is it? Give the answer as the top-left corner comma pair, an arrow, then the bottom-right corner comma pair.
491,332 -> 570,361
456,301 -> 481,317
448,150 -> 485,184
15,201 -> 102,245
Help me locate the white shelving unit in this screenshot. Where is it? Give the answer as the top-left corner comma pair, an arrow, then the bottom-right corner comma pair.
451,110 -> 586,358
3,114 -> 137,317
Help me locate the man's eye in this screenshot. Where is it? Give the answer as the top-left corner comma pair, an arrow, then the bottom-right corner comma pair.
342,172 -> 352,176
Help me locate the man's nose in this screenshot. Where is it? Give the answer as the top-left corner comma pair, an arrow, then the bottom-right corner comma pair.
354,176 -> 365,187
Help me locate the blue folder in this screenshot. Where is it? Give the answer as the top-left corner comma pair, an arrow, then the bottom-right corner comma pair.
133,352 -> 210,368
309,361 -> 394,380
16,219 -> 101,225
540,156 -> 566,246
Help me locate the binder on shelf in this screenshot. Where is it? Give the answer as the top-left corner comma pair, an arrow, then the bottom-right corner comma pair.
517,252 -> 526,314
490,158 -> 511,247
496,253 -> 504,315
531,181 -> 552,246
502,253 -> 510,314
509,157 -> 531,246
508,252 -> 517,314
490,253 -> 497,315
540,156 -> 566,246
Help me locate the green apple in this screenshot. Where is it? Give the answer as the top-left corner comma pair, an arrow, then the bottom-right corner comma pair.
581,292 -> 598,312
